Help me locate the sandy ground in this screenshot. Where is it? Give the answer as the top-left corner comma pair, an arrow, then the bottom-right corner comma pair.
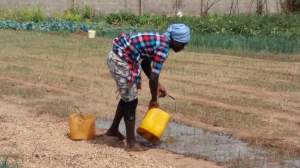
1,30 -> 299,166
0,99 -> 222,168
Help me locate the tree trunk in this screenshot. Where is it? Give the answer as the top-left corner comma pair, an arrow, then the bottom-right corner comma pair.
256,0 -> 263,14
229,0 -> 239,15
202,0 -> 221,16
200,0 -> 204,15
288,0 -> 300,12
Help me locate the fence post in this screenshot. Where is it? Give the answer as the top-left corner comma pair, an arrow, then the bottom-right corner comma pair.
175,0 -> 178,14
200,0 -> 204,15
125,0 -> 128,12
71,0 -> 76,9
139,0 -> 143,15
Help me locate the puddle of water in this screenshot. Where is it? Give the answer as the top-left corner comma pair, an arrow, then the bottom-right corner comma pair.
161,122 -> 261,163
96,119 -> 300,168
282,160 -> 300,167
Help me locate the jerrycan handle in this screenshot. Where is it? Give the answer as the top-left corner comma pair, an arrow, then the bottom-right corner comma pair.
167,94 -> 176,100
74,105 -> 84,118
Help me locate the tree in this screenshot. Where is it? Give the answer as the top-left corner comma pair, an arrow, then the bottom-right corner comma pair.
173,0 -> 185,15
256,0 -> 264,14
200,0 -> 222,16
288,0 -> 300,12
256,0 -> 269,15
280,0 -> 300,13
229,0 -> 239,15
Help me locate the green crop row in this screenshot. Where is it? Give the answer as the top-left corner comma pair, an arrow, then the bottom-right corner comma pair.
103,13 -> 300,38
0,8 -> 299,55
1,19 -> 299,54
0,8 -> 45,22
189,33 -> 300,54
1,8 -> 300,38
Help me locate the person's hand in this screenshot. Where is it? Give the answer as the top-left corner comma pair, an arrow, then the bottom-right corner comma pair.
148,100 -> 159,109
158,83 -> 167,98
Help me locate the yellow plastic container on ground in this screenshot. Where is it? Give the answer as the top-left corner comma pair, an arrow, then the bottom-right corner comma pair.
69,113 -> 96,140
137,108 -> 171,142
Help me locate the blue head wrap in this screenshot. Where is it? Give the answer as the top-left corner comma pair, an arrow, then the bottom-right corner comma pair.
167,24 -> 190,44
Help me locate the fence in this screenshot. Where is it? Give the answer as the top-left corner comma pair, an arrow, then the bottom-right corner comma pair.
0,0 -> 282,15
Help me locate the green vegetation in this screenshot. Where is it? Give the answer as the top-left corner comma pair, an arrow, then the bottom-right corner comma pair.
189,33 -> 300,54
1,8 -> 299,38
54,5 -> 96,22
0,158 -> 18,168
0,8 -> 45,22
0,8 -> 299,54
104,13 -> 300,38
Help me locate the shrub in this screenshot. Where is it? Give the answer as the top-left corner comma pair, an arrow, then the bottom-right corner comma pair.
56,5 -> 95,22
104,13 -> 300,38
0,157 -> 18,168
0,8 -> 45,22
0,9 -> 299,54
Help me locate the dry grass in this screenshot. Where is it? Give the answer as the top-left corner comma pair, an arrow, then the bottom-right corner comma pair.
0,30 -> 300,156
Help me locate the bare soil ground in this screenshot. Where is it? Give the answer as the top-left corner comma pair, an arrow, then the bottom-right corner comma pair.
0,99 -> 221,168
0,30 -> 300,166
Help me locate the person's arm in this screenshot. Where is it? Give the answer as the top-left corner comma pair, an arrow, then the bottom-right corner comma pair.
142,58 -> 167,99
141,58 -> 152,79
149,74 -> 159,108
141,58 -> 159,108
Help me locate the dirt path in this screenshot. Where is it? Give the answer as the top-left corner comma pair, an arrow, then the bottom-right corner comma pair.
0,99 -> 222,168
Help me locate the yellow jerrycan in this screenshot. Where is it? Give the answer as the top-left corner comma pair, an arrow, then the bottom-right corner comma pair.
137,108 -> 171,142
69,113 -> 96,140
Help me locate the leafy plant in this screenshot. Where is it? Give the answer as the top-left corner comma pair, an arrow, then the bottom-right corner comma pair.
104,13 -> 300,38
58,5 -> 95,22
60,10 -> 82,22
0,158 -> 18,168
0,8 -> 45,22
0,19 -> 299,54
0,8 -> 300,54
80,5 -> 95,20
